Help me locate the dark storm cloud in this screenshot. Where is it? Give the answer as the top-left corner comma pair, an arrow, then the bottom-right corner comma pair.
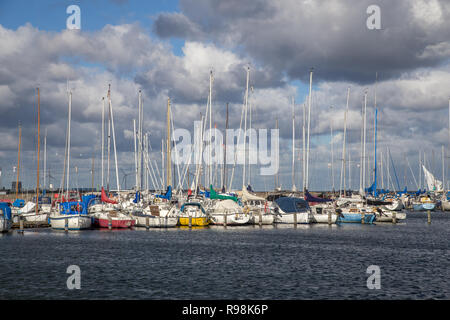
154,0 -> 450,83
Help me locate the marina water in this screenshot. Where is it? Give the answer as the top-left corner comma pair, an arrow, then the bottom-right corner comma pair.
1,210 -> 449,299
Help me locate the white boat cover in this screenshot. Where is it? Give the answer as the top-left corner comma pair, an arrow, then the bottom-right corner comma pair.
19,201 -> 36,213
241,188 -> 265,201
213,199 -> 242,211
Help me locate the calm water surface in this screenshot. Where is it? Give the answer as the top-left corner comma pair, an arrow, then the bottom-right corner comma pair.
1,211 -> 449,299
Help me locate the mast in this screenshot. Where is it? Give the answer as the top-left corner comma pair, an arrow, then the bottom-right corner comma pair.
107,93 -> 111,191
138,90 -> 143,190
292,97 -> 296,191
209,70 -> 213,187
442,145 -> 445,193
166,98 -> 171,188
36,88 -> 41,215
108,85 -> 120,197
43,128 -> 47,192
134,119 -> 138,190
340,87 -> 350,197
101,97 -> 105,187
243,66 -> 250,188
330,105 -> 335,193
223,103 -> 229,191
302,103 -> 306,192
305,68 -> 313,191
373,107 -> 378,197
66,90 -> 72,200
15,123 -> 22,198
275,118 -> 279,189
361,90 -> 368,195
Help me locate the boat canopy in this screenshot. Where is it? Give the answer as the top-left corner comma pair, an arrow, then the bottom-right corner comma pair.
0,203 -> 12,220
32,196 -> 52,204
241,187 -> 265,202
304,190 -> 332,203
12,199 -> 25,208
180,202 -> 206,213
275,197 -> 309,213
82,194 -> 98,207
209,185 -> 238,202
60,201 -> 88,215
156,186 -> 172,200
213,199 -> 242,211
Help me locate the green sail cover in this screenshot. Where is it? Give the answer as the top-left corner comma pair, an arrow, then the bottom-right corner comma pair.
209,185 -> 238,202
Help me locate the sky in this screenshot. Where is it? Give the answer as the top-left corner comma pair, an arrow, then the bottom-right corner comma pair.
0,0 -> 449,192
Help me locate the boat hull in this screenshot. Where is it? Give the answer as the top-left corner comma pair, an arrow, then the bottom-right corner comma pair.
337,213 -> 375,224
0,217 -> 12,232
94,217 -> 135,228
442,200 -> 450,211
21,212 -> 49,223
312,213 -> 337,224
50,214 -> 92,230
413,203 -> 435,211
210,214 -> 252,226
179,216 -> 209,226
274,212 -> 311,224
134,215 -> 178,228
252,214 -> 275,225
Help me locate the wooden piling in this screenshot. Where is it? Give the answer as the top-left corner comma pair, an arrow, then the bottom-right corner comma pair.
145,216 -> 149,229
19,217 -> 24,233
293,212 -> 297,227
361,212 -> 365,224
259,210 -> 262,227
427,210 -> 431,224
64,217 -> 68,231
392,211 -> 397,224
224,213 -> 227,227
189,215 -> 192,228
328,210 -> 332,225
108,216 -> 112,230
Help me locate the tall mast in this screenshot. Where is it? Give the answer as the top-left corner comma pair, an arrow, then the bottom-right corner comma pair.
243,66 -> 250,188
305,68 -> 313,191
442,145 -> 445,193
166,98 -> 171,188
340,87 -> 350,197
15,123 -> 22,198
373,108 -> 378,196
302,103 -> 306,192
36,88 -> 41,215
223,103 -> 229,191
101,97 -> 105,187
275,118 -> 279,189
362,90 -> 367,195
108,85 -> 120,197
107,93 -> 111,191
138,90 -> 143,190
43,128 -> 47,192
209,70 -> 213,187
134,119 -> 138,190
292,97 -> 296,191
330,105 -> 335,193
66,90 -> 72,200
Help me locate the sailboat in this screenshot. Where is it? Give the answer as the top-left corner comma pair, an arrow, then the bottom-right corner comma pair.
0,202 -> 12,232
50,90 -> 91,230
411,165 -> 439,211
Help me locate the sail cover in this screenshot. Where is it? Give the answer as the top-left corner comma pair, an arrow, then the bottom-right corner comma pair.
101,187 -> 118,204
304,190 -> 332,203
422,165 -> 443,191
241,188 -> 265,202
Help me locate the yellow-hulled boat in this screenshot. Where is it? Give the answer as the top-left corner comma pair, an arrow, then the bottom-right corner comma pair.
178,202 -> 210,227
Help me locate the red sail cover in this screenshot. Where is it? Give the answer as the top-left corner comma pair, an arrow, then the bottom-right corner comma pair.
101,187 -> 117,204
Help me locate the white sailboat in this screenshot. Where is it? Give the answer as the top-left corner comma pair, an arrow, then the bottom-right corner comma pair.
50,90 -> 91,230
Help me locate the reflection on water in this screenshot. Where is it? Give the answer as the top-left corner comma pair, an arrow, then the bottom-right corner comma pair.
0,211 -> 449,299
